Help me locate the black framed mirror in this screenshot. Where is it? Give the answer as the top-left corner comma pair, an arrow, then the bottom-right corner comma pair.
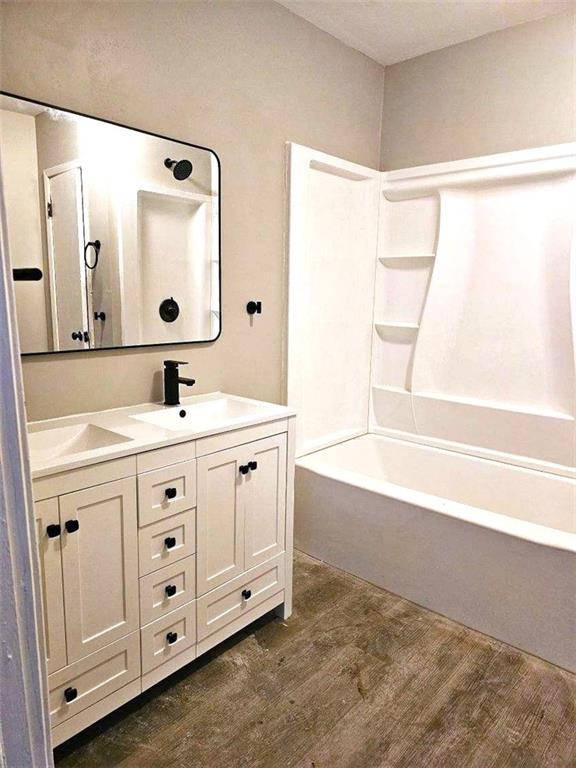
0,92 -> 221,354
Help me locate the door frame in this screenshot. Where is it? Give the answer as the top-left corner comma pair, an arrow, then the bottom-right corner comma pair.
0,163 -> 53,764
43,160 -> 92,350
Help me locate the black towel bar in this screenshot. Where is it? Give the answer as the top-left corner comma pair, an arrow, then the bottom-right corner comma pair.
12,268 -> 43,281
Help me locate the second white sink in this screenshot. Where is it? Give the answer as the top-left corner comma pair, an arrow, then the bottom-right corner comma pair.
28,423 -> 132,461
130,396 -> 274,432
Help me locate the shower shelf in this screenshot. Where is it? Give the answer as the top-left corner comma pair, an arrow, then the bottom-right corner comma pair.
375,321 -> 419,330
379,254 -> 435,264
373,383 -> 410,394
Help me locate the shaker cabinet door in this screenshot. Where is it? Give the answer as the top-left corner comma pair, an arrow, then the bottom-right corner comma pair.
244,434 -> 286,570
60,478 -> 139,661
196,445 -> 247,596
34,498 -> 67,674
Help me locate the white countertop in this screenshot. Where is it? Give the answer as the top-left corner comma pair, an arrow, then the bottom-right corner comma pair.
27,392 -> 296,480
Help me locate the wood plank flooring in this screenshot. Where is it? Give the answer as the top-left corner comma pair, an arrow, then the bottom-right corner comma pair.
55,551 -> 576,768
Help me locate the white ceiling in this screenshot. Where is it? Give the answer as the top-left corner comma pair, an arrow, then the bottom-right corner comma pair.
277,0 -> 575,65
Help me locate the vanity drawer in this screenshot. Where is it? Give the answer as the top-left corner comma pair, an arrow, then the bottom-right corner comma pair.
197,553 -> 285,643
138,459 -> 196,527
138,510 -> 196,576
139,555 -> 196,625
48,632 -> 140,728
140,601 -> 196,675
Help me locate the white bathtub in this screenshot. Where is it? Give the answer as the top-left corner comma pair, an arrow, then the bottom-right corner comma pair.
295,434 -> 576,671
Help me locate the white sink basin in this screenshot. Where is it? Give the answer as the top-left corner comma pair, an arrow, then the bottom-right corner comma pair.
130,396 -> 273,432
28,423 -> 132,460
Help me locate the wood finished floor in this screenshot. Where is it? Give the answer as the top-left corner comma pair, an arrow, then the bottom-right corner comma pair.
55,551 -> 576,768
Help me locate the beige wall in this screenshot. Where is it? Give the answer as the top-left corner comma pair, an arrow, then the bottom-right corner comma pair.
0,0 -> 385,420
381,12 -> 576,170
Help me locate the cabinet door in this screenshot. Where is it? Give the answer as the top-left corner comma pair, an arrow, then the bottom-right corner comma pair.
244,434 -> 287,570
60,478 -> 138,661
196,445 -> 247,596
34,498 -> 67,674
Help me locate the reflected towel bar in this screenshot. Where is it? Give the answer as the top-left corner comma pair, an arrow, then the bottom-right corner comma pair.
12,268 -> 43,281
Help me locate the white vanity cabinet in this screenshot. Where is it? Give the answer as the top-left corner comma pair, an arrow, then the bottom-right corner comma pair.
31,410 -> 295,748
196,432 -> 287,595
196,444 -> 246,594
34,498 -> 67,675
243,433 -> 287,570
59,478 -> 139,661
34,478 -> 139,671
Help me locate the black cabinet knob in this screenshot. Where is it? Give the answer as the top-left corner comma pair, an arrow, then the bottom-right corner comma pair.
165,584 -> 177,598
239,464 -> 250,475
46,524 -> 61,538
165,487 -> 177,500
64,687 -> 78,703
242,589 -> 252,600
248,461 -> 258,471
65,519 -> 79,533
164,536 -> 176,550
166,631 -> 178,645
71,331 -> 83,341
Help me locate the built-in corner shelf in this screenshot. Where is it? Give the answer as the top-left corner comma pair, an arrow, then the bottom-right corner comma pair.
373,383 -> 410,395
379,254 -> 435,264
375,321 -> 419,331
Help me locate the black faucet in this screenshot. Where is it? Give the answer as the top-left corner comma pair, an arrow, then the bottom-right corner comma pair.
163,360 -> 196,406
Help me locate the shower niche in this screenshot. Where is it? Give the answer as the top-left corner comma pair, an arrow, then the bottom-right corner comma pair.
288,141 -> 576,474
0,92 -> 221,354
121,186 -> 218,345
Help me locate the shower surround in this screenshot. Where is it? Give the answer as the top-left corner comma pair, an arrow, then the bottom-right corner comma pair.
287,141 -> 576,670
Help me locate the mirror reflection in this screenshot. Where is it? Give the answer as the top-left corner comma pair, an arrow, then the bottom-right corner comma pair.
0,94 -> 220,354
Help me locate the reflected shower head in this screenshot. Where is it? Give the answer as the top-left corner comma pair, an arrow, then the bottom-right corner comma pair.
164,158 -> 193,180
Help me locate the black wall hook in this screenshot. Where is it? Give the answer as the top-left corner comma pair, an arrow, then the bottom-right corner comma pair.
246,301 -> 262,315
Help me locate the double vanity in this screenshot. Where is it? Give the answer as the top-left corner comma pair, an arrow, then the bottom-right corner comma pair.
29,390 -> 295,746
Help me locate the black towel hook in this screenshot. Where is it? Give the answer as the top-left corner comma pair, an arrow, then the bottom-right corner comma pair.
84,240 -> 101,270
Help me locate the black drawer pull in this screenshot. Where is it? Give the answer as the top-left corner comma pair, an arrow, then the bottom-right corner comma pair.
166,631 -> 178,645
165,584 -> 177,598
65,519 -> 79,533
164,536 -> 176,550
248,461 -> 258,471
64,687 -> 78,703
165,487 -> 177,500
242,589 -> 252,600
239,464 -> 250,475
46,524 -> 61,538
